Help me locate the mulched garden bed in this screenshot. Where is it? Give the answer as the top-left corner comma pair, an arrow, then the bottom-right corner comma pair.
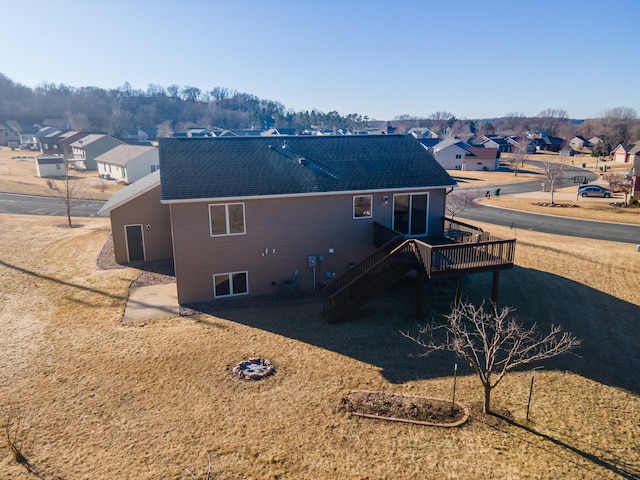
531,202 -> 579,208
336,390 -> 469,427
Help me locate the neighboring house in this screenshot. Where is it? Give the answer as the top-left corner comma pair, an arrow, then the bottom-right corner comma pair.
124,127 -> 158,143
506,136 -> 537,154
464,147 -> 500,171
588,136 -> 603,147
173,127 -> 215,138
95,144 -> 160,183
35,155 -> 66,178
408,127 -> 437,139
417,138 -> 441,152
98,170 -> 172,264
5,121 -> 40,148
36,127 -> 65,155
432,138 -> 473,170
432,139 -> 499,171
0,122 -> 19,146
611,143 -> 639,163
69,134 -> 125,170
261,128 -> 297,136
569,135 -> 591,151
482,136 -> 511,153
57,131 -> 90,158
530,133 -> 565,152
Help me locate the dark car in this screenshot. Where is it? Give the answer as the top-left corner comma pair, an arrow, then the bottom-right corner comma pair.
578,185 -> 612,198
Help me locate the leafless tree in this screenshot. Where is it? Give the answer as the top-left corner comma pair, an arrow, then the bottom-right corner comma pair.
599,106 -> 639,147
402,301 -> 580,413
534,108 -> 568,136
499,112 -> 529,135
602,172 -> 634,203
446,189 -> 477,221
56,159 -> 85,227
542,158 -> 566,205
505,137 -> 529,176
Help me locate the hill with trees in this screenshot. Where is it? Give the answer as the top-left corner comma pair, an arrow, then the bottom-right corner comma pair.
1,72 -> 638,151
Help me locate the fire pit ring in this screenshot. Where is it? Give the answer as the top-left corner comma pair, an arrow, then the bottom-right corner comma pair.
232,358 -> 275,380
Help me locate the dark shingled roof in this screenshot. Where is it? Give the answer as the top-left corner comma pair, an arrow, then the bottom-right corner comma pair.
159,134 -> 456,201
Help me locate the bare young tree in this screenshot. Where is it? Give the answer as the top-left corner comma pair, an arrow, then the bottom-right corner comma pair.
402,302 -> 580,414
505,137 -> 529,176
56,159 -> 85,227
542,158 -> 566,205
445,189 -> 477,221
602,172 -> 634,203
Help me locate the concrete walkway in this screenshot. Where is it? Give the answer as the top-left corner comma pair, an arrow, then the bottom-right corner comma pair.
122,283 -> 180,322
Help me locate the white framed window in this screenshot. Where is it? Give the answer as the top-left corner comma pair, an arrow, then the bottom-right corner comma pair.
455,154 -> 462,159
353,195 -> 372,218
213,271 -> 248,298
209,203 -> 246,236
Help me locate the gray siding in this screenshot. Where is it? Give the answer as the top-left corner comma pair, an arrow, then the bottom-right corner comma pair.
110,186 -> 172,263
171,188 -> 446,304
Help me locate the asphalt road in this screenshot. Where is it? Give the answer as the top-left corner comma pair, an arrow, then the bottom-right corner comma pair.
456,163 -> 639,245
0,192 -> 105,218
458,205 -> 639,244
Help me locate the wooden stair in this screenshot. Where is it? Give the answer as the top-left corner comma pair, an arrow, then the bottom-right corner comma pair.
323,237 -> 424,322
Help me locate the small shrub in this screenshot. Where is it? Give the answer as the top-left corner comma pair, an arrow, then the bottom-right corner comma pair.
93,179 -> 109,192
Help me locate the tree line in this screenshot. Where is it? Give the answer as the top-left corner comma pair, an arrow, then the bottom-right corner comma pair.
0,73 -> 371,136
1,72 -> 638,151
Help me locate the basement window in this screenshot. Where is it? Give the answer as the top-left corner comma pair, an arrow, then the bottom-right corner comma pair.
213,271 -> 248,298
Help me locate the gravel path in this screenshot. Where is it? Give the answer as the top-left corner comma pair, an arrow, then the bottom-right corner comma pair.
96,234 -> 175,288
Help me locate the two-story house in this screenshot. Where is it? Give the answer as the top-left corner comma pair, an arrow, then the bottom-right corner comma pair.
95,144 -> 159,183
432,138 -> 500,171
100,134 -> 515,321
69,134 -> 125,170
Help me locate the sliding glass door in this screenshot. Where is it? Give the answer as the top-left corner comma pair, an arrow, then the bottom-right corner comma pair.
393,193 -> 428,237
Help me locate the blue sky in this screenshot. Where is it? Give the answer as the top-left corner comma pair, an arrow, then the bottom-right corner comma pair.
2,0 -> 638,120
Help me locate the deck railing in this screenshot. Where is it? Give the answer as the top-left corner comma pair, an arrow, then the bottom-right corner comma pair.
418,238 -> 516,276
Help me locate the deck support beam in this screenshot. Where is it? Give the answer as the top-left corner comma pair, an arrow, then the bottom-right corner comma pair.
415,270 -> 425,318
491,270 -> 500,305
454,276 -> 462,306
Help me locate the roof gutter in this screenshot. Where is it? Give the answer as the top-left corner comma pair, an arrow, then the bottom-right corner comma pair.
160,184 -> 458,205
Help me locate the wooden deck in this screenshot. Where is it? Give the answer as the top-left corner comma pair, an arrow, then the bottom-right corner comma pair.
324,219 -> 516,322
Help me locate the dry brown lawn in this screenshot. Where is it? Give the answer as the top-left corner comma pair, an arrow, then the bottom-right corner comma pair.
0,146 -> 122,200
1,214 -> 639,479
